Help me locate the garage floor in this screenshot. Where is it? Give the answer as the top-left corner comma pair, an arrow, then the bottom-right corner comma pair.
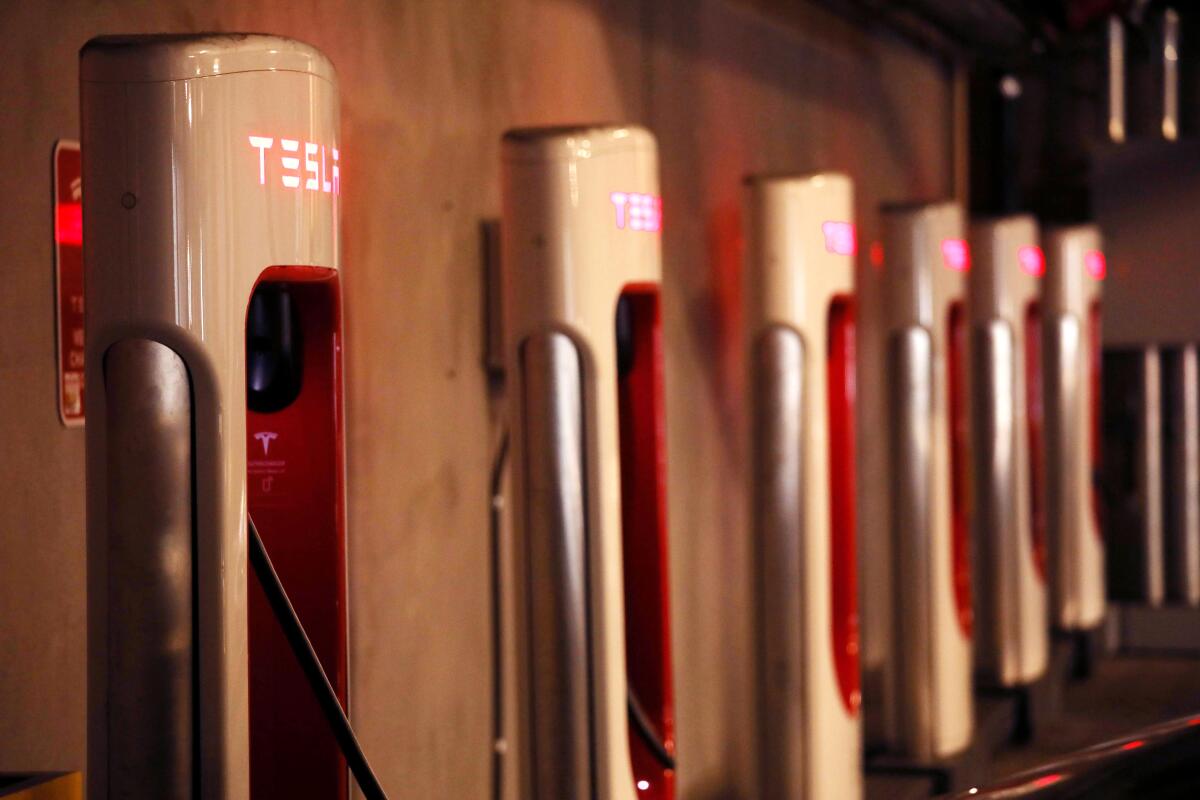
866,647 -> 1200,799
989,653 -> 1200,781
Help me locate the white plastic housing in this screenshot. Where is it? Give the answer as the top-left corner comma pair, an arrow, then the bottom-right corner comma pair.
744,173 -> 860,800
502,125 -> 663,800
82,34 -> 341,799
968,215 -> 1049,687
1042,226 -> 1106,630
863,202 -> 974,760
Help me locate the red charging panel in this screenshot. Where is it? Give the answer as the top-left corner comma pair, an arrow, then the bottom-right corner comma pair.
947,302 -> 974,638
1025,303 -> 1048,581
1088,301 -> 1103,541
616,286 -> 675,799
827,297 -> 861,714
53,142 -> 84,425
247,266 -> 348,800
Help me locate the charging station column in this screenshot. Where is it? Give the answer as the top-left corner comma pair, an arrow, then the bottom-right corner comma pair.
744,174 -> 861,800
969,216 -> 1050,688
83,34 -> 347,799
1043,226 -> 1107,631
501,125 -> 675,800
865,202 -> 974,762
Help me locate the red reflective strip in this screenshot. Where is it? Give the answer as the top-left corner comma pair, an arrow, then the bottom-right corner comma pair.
53,143 -> 85,425
1031,773 -> 1064,788
617,286 -> 675,798
1088,301 -> 1104,542
869,241 -> 885,269
247,267 -> 348,800
1121,739 -> 1145,751
948,301 -> 974,637
56,202 -> 82,247
828,297 -> 861,714
1025,302 -> 1048,581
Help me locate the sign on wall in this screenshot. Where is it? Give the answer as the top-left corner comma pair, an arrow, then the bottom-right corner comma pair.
54,140 -> 83,427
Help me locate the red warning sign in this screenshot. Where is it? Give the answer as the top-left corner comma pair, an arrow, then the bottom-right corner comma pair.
54,140 -> 84,427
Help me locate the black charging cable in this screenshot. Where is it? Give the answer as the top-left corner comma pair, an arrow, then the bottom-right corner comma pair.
247,515 -> 390,800
628,687 -> 676,772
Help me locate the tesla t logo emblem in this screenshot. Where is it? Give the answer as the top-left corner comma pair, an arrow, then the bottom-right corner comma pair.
248,136 -> 340,195
254,431 -> 279,456
610,191 -> 662,232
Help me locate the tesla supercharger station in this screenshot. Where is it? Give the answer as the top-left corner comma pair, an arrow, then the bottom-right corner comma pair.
1042,226 -> 1107,632
862,202 -> 973,762
968,215 -> 1049,688
744,174 -> 860,800
501,125 -> 675,800
83,35 -> 347,799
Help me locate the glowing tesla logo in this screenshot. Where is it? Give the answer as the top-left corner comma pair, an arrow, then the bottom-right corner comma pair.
249,136 -> 339,195
610,191 -> 662,232
941,238 -> 970,272
1085,250 -> 1107,280
1019,245 -> 1045,277
821,221 -> 856,256
254,431 -> 279,456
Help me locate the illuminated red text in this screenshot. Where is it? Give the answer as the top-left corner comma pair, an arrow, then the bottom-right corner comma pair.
941,238 -> 970,272
249,136 -> 339,195
610,191 -> 662,232
821,221 -> 857,256
1019,245 -> 1045,277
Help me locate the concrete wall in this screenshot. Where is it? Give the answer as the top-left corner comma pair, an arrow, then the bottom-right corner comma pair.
0,1 -> 952,796
1094,141 -> 1200,346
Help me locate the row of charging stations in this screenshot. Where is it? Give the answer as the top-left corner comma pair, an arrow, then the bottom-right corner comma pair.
77,31 -> 1108,800
82,37 -> 679,796
858,206 -> 1108,773
741,191 -> 1108,792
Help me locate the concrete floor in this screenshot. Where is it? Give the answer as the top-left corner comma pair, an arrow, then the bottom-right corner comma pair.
989,653 -> 1200,781
866,650 -> 1200,799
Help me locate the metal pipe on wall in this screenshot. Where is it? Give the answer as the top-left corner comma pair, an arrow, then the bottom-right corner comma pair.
1165,346 -> 1200,605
